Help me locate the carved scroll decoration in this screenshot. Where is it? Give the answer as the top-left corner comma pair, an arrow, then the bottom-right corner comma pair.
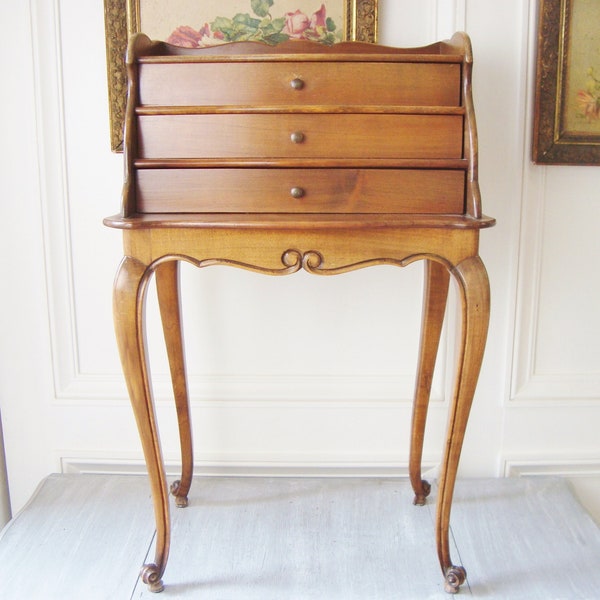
150,250 -> 451,277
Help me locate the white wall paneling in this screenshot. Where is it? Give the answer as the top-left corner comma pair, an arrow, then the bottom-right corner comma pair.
511,3 -> 600,403
512,166 -> 600,402
0,0 -> 57,513
0,0 -> 598,514
506,0 -> 600,466
380,0 -> 466,46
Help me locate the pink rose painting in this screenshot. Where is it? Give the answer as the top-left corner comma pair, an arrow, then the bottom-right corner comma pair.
166,23 -> 225,48
283,10 -> 311,38
166,1 -> 340,48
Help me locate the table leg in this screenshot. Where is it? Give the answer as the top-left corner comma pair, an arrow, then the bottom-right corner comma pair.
113,257 -> 170,593
437,255 -> 490,593
409,260 -> 450,506
156,261 -> 193,508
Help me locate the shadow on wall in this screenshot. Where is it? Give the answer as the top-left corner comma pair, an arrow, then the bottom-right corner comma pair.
0,410 -> 11,527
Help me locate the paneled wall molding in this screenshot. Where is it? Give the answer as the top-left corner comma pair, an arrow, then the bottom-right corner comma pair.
509,0 -> 545,405
380,0 -> 466,46
60,455 -> 439,479
415,0 -> 468,42
435,0 -> 467,39
54,372 -> 447,406
504,458 -> 600,478
510,5 -> 600,404
510,373 -> 600,404
30,0 -> 80,400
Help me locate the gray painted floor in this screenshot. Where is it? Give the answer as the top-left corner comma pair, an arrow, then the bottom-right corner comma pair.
0,475 -> 599,599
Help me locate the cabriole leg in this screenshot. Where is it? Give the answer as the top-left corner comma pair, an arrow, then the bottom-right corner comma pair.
436,255 -> 490,594
156,260 -> 193,508
113,257 -> 170,593
409,260 -> 450,505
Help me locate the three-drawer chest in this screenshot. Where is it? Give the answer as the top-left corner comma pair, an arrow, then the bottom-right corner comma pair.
105,32 -> 494,594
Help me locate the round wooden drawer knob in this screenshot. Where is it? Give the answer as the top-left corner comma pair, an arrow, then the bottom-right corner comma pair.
290,78 -> 305,90
290,131 -> 305,144
290,187 -> 305,199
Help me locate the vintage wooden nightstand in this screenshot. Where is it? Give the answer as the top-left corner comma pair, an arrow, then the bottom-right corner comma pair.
105,32 -> 494,594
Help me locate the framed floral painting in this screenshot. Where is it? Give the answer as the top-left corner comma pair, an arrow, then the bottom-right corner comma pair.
533,0 -> 600,164
104,0 -> 378,151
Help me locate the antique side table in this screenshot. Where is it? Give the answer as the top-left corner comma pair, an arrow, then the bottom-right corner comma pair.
105,32 -> 494,594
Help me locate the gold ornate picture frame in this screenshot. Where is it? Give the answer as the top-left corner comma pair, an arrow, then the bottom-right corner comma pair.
104,0 -> 378,151
533,0 -> 600,165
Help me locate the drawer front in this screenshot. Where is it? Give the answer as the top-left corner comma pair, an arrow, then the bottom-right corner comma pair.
139,62 -> 461,107
136,168 -> 465,214
138,114 -> 464,159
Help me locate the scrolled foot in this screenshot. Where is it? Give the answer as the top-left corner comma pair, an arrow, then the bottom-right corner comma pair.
170,480 -> 189,508
413,479 -> 431,506
141,563 -> 164,593
444,565 -> 467,594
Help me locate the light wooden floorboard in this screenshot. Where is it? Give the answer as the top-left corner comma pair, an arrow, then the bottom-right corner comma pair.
449,478 -> 600,599
134,477 -> 447,599
1,475 -> 599,599
0,474 -> 154,600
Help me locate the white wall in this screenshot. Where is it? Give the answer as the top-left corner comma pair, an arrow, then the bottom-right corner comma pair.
1,0 -> 599,514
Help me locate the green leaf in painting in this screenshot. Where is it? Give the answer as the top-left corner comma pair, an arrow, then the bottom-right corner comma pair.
251,0 -> 274,18
271,17 -> 286,31
233,13 -> 261,29
211,16 -> 234,36
262,32 -> 290,45
260,17 -> 285,36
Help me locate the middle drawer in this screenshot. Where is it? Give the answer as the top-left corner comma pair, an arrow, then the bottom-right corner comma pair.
137,114 -> 464,160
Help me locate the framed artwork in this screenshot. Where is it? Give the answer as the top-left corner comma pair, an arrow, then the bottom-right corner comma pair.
104,0 -> 378,151
533,0 -> 600,165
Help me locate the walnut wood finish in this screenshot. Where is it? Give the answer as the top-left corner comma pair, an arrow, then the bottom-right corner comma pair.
138,61 -> 461,107
155,261 -> 192,509
137,114 -> 464,159
106,33 -> 494,594
136,168 -> 465,214
410,259 -> 450,507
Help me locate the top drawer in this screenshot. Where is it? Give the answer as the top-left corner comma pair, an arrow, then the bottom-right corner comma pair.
138,61 -> 461,107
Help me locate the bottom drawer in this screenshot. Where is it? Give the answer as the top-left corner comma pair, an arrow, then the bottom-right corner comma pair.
136,168 -> 465,214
